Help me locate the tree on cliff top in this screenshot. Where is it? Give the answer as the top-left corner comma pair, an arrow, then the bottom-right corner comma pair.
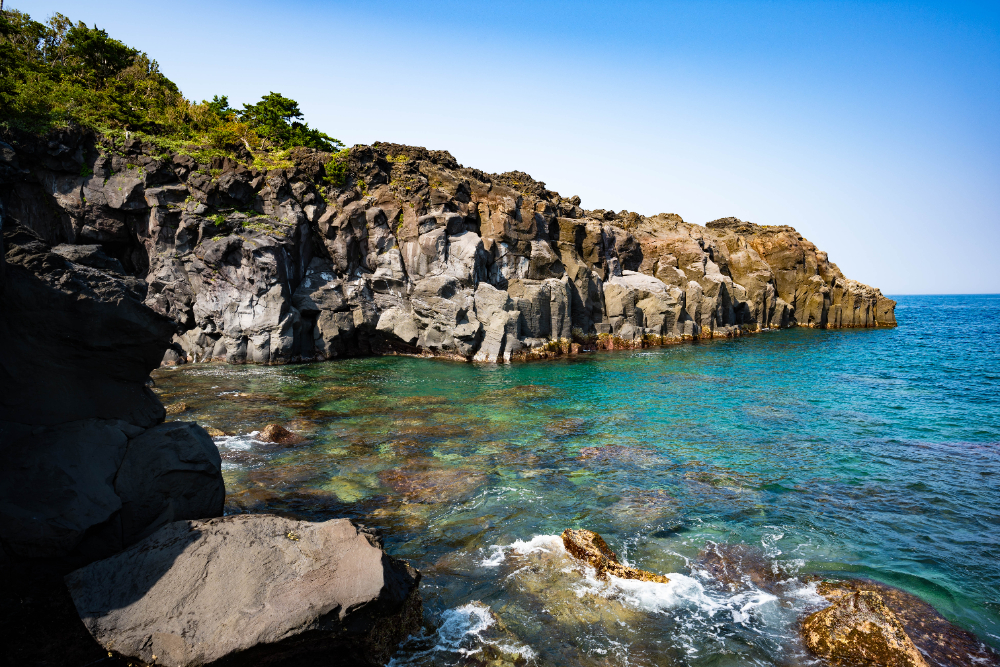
0,9 -> 341,160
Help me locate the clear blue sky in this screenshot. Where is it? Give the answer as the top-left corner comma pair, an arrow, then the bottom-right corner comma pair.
14,0 -> 1000,294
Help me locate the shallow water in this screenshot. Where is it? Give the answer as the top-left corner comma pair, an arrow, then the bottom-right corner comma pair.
153,294 -> 1000,665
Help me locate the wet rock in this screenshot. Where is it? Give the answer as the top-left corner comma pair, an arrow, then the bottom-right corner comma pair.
805,579 -> 1000,667
65,515 -> 422,667
561,529 -> 669,583
579,444 -> 657,464
802,584 -> 930,667
696,542 -> 785,593
605,489 -> 680,531
259,423 -> 307,445
203,426 -> 228,437
379,468 -> 488,503
164,401 -> 189,415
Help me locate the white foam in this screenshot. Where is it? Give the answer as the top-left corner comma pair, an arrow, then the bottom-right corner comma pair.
388,602 -> 535,666
433,603 -> 495,653
214,431 -> 259,451
480,534 -> 565,567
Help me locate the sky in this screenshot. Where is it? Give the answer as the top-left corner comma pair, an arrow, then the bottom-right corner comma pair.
14,0 -> 1000,294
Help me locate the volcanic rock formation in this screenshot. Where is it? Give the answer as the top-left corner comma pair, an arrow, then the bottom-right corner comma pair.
0,131 -> 896,366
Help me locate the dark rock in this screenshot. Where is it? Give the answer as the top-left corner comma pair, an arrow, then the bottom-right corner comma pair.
65,515 -> 422,667
0,223 -> 175,427
561,528 -> 669,583
51,243 -> 124,273
0,419 -> 222,563
114,422 -> 224,546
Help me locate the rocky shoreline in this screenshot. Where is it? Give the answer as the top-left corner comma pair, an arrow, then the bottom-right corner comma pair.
1,129 -> 895,369
0,125 -> 911,667
0,220 -> 424,666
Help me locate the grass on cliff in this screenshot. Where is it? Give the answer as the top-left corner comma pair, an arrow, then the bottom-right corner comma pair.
0,9 -> 343,166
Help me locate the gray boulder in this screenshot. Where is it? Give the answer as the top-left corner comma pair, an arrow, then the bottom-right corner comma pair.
66,516 -> 422,667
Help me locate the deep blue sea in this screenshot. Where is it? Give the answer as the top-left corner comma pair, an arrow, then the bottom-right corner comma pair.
154,294 -> 1000,666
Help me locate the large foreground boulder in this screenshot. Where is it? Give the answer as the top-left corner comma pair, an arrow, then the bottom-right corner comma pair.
65,515 -> 422,667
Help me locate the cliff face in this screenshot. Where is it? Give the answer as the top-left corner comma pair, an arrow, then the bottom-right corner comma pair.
0,130 -> 895,366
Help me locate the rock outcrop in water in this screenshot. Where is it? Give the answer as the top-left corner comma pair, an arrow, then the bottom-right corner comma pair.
802,579 -> 1000,667
0,218 -> 423,666
66,516 -> 422,667
562,529 -> 669,583
0,130 -> 896,366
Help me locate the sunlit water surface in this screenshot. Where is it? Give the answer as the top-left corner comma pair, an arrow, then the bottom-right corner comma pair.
153,295 -> 1000,666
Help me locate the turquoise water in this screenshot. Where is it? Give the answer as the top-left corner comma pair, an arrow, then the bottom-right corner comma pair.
153,294 -> 1000,665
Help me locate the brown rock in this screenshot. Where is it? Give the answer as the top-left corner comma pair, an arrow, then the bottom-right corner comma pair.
258,423 -> 306,445
561,528 -> 669,584
203,426 -> 228,437
697,542 -> 785,592
803,584 -> 930,667
379,468 -> 488,504
164,402 -> 189,415
806,579 -> 1000,667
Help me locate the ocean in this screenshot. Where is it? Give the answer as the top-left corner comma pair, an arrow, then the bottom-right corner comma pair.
152,294 -> 1000,665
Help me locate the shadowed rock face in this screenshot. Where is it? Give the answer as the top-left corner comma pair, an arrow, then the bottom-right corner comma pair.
65,516 -> 422,667
0,132 -> 896,366
0,223 -> 224,565
561,529 -> 669,584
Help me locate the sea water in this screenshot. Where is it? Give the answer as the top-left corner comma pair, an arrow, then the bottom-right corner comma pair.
152,294 -> 1000,665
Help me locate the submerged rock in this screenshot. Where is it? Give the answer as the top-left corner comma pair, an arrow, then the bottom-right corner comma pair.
561,529 -> 669,583
259,423 -> 307,445
802,585 -> 930,667
696,542 -> 786,593
804,579 -> 1000,667
379,467 -> 488,504
65,515 -> 422,667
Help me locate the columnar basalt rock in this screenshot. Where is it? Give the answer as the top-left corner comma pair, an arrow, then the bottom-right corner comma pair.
0,131 -> 896,366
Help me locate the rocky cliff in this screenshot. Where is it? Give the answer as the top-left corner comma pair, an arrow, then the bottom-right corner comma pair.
0,130 -> 895,366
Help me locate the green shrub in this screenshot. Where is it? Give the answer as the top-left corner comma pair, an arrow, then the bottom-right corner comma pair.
323,148 -> 350,187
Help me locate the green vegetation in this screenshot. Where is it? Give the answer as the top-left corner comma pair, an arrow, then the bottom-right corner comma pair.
323,148 -> 350,186
0,9 -> 344,165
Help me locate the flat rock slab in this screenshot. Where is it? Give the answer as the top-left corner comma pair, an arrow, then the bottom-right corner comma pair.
65,515 -> 421,667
